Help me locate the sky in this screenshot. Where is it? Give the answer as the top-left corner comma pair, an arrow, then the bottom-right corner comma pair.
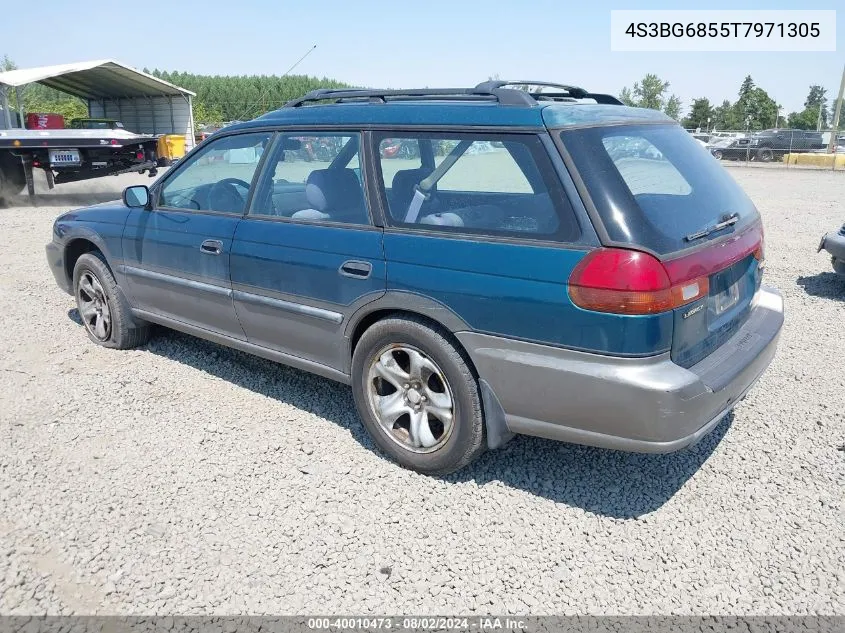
2,0 -> 843,117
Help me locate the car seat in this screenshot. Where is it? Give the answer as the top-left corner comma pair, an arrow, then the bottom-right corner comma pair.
291,168 -> 367,223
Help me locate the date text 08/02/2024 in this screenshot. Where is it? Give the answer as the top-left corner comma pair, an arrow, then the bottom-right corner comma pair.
307,617 -> 526,630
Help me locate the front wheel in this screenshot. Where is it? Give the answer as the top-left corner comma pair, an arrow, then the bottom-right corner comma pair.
73,251 -> 151,349
351,316 -> 486,475
712,150 -> 723,160
757,147 -> 774,162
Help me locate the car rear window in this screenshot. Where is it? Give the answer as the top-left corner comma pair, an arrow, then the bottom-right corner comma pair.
560,124 -> 759,255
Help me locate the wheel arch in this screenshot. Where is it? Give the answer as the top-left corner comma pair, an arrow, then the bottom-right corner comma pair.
345,292 -> 471,363
345,294 -> 515,450
64,237 -> 104,285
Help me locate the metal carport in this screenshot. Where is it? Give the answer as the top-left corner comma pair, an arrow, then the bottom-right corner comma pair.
0,59 -> 196,150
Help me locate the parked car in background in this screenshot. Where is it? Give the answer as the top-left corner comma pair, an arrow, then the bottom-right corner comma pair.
45,80 -> 784,475
818,224 -> 845,276
69,118 -> 126,130
715,129 -> 824,162
708,136 -> 742,160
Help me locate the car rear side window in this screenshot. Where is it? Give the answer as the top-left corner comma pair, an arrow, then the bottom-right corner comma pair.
374,132 -> 580,241
561,124 -> 759,255
249,133 -> 370,225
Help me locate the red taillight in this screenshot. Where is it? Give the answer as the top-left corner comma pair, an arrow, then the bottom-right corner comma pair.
569,248 -> 709,315
569,222 -> 764,316
136,150 -> 144,160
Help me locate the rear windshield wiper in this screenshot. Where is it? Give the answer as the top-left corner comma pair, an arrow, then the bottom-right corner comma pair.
684,213 -> 739,242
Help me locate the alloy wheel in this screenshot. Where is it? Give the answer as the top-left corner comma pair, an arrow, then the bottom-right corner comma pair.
77,271 -> 112,341
366,344 -> 455,453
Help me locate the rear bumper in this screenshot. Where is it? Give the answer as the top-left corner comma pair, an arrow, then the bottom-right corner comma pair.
45,241 -> 72,295
457,286 -> 784,453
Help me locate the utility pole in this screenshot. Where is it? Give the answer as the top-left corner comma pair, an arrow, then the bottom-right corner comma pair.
827,62 -> 845,153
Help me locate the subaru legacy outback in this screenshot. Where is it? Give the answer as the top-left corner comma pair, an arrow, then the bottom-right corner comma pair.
46,81 -> 784,475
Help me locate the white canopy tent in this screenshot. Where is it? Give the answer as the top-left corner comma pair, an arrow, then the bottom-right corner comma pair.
0,59 -> 196,150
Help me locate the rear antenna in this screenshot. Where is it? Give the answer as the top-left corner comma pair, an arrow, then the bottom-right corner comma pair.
281,44 -> 317,78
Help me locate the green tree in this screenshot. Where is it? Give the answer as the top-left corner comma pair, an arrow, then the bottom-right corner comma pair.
631,73 -> 669,109
786,85 -> 828,130
712,100 -> 735,130
618,74 -> 681,118
682,98 -> 714,129
731,76 -> 779,130
192,101 -> 225,126
664,95 -> 682,121
618,86 -> 635,107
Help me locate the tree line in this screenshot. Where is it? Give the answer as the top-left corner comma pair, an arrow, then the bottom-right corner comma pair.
619,72 -> 833,132
145,69 -> 350,124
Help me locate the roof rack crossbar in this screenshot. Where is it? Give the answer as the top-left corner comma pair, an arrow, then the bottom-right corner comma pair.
284,81 -> 624,108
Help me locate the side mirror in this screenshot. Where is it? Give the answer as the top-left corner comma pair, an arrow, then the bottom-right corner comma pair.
123,185 -> 150,208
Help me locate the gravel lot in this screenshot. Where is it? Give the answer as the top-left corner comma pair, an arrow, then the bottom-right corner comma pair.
0,167 -> 843,616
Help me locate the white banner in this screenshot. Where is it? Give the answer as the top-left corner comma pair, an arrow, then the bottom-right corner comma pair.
610,10 -> 836,52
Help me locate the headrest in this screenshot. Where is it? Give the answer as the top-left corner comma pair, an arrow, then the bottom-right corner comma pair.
305,169 -> 363,212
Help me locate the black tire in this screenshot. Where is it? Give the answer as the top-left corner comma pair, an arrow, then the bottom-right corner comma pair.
72,251 -> 151,349
0,158 -> 26,196
757,147 -> 774,162
712,150 -> 723,160
351,316 -> 485,475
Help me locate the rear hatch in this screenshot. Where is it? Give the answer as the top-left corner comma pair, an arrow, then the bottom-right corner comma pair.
559,121 -> 764,368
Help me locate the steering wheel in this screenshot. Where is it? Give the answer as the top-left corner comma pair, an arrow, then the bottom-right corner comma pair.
215,177 -> 251,190
207,177 -> 251,212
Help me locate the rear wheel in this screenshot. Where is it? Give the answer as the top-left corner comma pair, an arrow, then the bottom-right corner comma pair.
351,316 -> 485,475
73,251 -> 150,349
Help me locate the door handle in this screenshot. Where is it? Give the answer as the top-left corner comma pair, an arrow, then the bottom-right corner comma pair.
339,260 -> 372,279
200,239 -> 223,255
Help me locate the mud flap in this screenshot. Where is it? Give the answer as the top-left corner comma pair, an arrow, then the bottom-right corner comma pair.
480,378 -> 515,450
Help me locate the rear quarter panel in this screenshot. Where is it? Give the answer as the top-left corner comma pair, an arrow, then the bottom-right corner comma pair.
382,232 -> 673,355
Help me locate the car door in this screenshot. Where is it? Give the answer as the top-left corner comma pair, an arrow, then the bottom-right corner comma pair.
230,132 -> 385,371
121,131 -> 273,338
371,131 -> 645,355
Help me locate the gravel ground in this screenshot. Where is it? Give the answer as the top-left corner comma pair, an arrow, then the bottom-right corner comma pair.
0,168 -> 843,616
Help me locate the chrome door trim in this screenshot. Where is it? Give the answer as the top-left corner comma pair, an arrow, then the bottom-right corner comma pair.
119,265 -> 232,298
232,289 -> 344,324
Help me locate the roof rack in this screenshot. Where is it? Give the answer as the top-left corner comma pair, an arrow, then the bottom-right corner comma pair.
284,81 -> 624,108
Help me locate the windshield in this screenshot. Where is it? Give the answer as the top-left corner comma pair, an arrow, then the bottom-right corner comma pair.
560,124 -> 759,255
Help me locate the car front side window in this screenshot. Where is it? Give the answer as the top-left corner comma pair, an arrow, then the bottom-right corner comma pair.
158,132 -> 272,214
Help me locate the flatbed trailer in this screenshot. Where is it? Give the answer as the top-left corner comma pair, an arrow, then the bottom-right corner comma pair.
0,128 -> 159,204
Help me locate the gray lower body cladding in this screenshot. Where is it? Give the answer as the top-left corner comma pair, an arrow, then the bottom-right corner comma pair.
457,287 -> 784,453
819,231 -> 845,275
